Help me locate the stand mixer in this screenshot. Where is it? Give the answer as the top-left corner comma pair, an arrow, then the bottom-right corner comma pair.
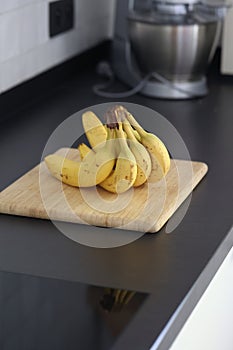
112,0 -> 230,99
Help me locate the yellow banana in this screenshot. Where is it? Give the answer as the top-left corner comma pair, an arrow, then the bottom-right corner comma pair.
45,156 -> 81,187
123,120 -> 152,187
45,128 -> 116,187
127,111 -> 170,174
78,142 -> 92,160
82,111 -> 107,148
132,128 -> 141,142
115,105 -> 170,181
99,123 -> 137,194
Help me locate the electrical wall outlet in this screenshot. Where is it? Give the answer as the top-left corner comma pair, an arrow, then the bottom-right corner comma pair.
49,0 -> 74,37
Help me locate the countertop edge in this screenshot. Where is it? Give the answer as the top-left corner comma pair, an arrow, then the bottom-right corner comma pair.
150,224 -> 233,350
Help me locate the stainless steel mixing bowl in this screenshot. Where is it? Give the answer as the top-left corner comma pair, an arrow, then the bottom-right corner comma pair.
128,17 -> 219,82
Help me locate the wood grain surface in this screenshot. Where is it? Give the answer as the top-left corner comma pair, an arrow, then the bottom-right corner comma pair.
0,148 -> 208,233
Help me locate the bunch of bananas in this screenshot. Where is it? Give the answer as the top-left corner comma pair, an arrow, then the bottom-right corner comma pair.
100,288 -> 136,312
45,105 -> 170,193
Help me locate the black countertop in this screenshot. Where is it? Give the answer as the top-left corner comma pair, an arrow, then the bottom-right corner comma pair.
0,43 -> 233,350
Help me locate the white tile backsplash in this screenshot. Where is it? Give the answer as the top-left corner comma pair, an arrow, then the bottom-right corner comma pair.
37,2 -> 49,44
1,50 -> 39,91
20,3 -> 48,54
81,15 -> 113,50
37,28 -> 85,73
0,0 -> 42,14
0,66 -> 3,92
0,0 -> 115,93
0,2 -> 48,63
0,10 -> 21,62
75,0 -> 113,25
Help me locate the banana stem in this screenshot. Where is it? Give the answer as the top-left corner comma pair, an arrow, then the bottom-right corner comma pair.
110,106 -> 131,149
106,126 -> 115,140
105,107 -> 119,129
111,105 -> 146,138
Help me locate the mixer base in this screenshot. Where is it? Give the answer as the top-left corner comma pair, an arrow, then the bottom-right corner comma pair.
140,77 -> 208,99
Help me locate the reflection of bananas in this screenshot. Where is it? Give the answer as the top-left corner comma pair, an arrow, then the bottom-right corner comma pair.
99,123 -> 137,194
100,288 -> 136,312
116,105 -> 170,182
82,111 -> 107,148
45,128 -> 115,187
123,119 -> 151,187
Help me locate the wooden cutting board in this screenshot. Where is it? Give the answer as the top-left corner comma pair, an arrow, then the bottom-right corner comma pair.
0,148 -> 208,233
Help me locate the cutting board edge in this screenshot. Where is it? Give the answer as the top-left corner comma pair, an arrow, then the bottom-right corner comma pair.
147,160 -> 208,233
0,154 -> 209,233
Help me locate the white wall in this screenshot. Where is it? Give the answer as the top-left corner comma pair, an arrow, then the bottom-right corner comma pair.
221,8 -> 233,75
0,0 -> 115,93
169,246 -> 233,350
